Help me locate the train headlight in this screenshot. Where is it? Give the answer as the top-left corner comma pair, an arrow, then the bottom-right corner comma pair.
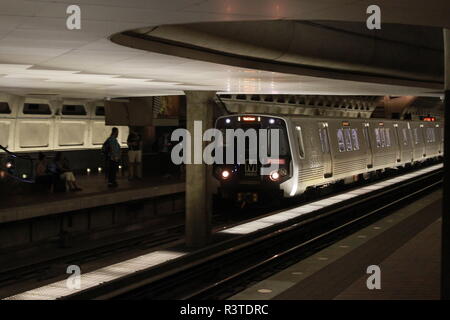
269,168 -> 287,182
5,162 -> 12,169
270,171 -> 280,181
221,170 -> 231,179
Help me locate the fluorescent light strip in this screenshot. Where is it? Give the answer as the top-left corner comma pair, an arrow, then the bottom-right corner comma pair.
5,250 -> 185,300
290,204 -> 323,213
219,164 -> 442,235
360,185 -> 384,190
309,198 -> 341,206
329,194 -> 358,201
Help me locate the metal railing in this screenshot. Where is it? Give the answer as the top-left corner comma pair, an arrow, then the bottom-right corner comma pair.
0,145 -> 35,183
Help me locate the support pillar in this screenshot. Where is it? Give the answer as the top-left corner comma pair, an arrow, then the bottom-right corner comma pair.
442,28 -> 450,300
184,91 -> 216,248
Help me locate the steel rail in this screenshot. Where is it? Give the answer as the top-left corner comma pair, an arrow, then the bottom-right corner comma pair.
63,165 -> 442,300
184,179 -> 442,299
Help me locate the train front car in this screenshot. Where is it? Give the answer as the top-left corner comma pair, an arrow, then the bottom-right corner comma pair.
213,115 -> 293,206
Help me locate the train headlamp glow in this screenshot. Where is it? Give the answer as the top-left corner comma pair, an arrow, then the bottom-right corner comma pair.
5,162 -> 12,169
269,168 -> 287,181
270,171 -> 280,181
221,170 -> 230,179
225,118 -> 231,124
269,119 -> 275,124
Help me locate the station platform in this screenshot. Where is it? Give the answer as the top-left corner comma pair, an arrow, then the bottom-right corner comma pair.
230,189 -> 442,300
0,173 -> 185,224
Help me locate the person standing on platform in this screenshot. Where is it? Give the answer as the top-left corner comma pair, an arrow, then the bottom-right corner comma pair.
103,127 -> 121,188
127,130 -> 142,180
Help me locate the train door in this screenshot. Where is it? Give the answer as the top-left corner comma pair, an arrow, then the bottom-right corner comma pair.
318,122 -> 333,178
419,124 -> 427,157
399,124 -> 413,162
393,124 -> 401,162
362,123 -> 373,168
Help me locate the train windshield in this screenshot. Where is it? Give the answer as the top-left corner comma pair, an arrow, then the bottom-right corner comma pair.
216,116 -> 290,164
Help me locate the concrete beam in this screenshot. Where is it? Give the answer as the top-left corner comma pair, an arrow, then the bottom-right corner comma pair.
184,91 -> 216,247
442,28 -> 449,300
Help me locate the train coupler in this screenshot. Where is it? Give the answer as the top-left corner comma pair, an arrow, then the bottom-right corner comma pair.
237,192 -> 258,204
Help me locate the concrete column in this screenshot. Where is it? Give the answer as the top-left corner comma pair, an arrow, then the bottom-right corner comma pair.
442,29 -> 450,300
184,91 -> 216,248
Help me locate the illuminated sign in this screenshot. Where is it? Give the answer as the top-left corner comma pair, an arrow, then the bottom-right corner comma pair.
267,158 -> 286,165
242,116 -> 257,122
423,117 -> 436,122
379,122 -> 384,126
342,121 -> 350,127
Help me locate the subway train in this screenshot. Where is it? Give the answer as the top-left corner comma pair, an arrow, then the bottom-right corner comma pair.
212,114 -> 443,204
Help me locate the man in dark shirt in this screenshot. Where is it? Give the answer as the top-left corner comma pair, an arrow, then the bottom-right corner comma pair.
103,127 -> 121,188
127,130 -> 142,180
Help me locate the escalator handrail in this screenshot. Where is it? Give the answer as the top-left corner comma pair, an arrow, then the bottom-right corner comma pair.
0,144 -> 35,183
0,145 -> 33,160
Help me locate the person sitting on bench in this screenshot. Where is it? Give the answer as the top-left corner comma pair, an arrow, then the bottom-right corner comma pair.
49,152 -> 82,192
35,152 -> 52,191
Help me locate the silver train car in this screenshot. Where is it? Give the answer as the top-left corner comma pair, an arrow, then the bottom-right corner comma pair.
213,114 -> 443,203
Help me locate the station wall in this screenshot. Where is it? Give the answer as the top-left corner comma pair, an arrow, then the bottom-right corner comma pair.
0,93 -> 129,153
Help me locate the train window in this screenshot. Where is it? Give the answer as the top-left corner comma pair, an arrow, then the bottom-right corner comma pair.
23,103 -> 51,115
268,127 -> 289,156
62,104 -> 87,116
379,128 -> 386,147
0,102 -> 11,114
296,126 -> 305,158
402,128 -> 409,146
337,129 -> 346,152
385,128 -> 391,147
351,128 -> 360,151
319,128 -> 329,153
344,128 -> 353,151
363,126 -> 370,149
374,128 -> 381,148
413,128 -> 420,145
95,106 -> 105,116
426,128 -> 436,143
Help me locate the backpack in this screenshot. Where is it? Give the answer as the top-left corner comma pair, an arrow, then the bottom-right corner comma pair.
101,138 -> 110,156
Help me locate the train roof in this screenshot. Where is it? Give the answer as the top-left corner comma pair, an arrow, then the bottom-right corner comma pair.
217,113 -> 443,124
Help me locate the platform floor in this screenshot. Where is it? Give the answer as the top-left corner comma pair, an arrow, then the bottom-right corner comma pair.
230,189 -> 442,300
0,173 -> 184,224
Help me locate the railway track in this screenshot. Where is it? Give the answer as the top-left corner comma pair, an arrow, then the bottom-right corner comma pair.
0,222 -> 184,293
53,163 -> 442,300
